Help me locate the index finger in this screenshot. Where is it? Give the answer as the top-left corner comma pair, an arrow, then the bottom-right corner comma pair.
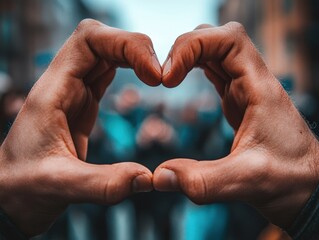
162,22 -> 268,88
48,19 -> 162,86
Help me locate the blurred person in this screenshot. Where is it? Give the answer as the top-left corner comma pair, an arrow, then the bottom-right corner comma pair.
116,85 -> 142,119
136,103 -> 177,171
115,85 -> 145,128
98,107 -> 137,163
136,114 -> 176,151
176,98 -> 230,240
97,85 -> 147,163
101,89 -> 177,240
182,202 -> 228,240
99,87 -> 148,240
176,91 -> 230,160
177,102 -> 209,159
134,104 -> 180,240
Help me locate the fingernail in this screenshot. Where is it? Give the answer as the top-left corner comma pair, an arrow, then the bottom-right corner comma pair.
132,174 -> 153,193
156,168 -> 179,191
151,54 -> 162,75
163,58 -> 172,77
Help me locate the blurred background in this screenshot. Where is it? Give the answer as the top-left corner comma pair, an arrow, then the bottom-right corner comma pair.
0,0 -> 319,239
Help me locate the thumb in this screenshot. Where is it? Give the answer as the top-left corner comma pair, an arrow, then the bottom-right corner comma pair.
153,156 -> 255,204
56,159 -> 153,204
49,19 -> 162,86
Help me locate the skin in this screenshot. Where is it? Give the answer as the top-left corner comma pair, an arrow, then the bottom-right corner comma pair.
0,19 -> 161,237
0,19 -> 318,237
153,22 -> 319,230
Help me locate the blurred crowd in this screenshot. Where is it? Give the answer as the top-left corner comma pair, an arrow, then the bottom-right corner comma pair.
0,0 -> 319,240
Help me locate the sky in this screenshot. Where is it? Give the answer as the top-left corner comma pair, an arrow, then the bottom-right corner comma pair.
82,0 -> 221,63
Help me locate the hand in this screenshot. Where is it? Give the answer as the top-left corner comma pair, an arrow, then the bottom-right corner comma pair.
0,19 -> 161,237
154,22 -> 319,229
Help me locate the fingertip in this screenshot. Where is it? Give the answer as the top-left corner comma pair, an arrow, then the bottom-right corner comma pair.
162,58 -> 176,88
122,162 -> 153,193
151,54 -> 162,76
127,42 -> 162,87
71,161 -> 154,204
135,71 -> 161,87
146,54 -> 162,87
132,173 -> 153,193
153,167 -> 179,192
135,57 -> 162,87
104,163 -> 153,204
162,77 -> 181,88
145,77 -> 162,87
162,57 -> 171,77
154,158 -> 204,195
161,58 -> 187,88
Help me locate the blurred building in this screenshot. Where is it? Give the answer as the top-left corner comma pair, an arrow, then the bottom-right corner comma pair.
218,0 -> 319,131
218,0 -> 289,77
219,0 -> 318,86
0,0 -> 118,88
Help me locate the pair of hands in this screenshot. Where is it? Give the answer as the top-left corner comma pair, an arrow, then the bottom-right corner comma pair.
0,19 -> 318,237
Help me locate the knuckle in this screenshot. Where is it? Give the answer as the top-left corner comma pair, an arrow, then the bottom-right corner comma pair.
24,84 -> 43,111
195,24 -> 213,30
133,32 -> 152,44
242,154 -> 272,197
74,18 -> 102,35
225,21 -> 244,30
184,170 -> 209,205
100,174 -> 127,205
175,32 -> 192,45
174,31 -> 201,50
24,82 -> 54,113
225,21 -> 247,38
103,179 -> 123,205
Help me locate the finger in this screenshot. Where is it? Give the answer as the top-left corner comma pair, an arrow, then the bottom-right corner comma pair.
153,155 -> 263,204
202,65 -> 226,97
69,68 -> 116,160
162,22 -> 269,88
84,60 -> 112,85
47,19 -> 161,87
52,159 -> 153,205
90,67 -> 116,101
204,61 -> 231,84
201,60 -> 237,97
194,23 -> 214,30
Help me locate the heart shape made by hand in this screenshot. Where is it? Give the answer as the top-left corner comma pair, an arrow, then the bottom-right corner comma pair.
0,19 -> 319,237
